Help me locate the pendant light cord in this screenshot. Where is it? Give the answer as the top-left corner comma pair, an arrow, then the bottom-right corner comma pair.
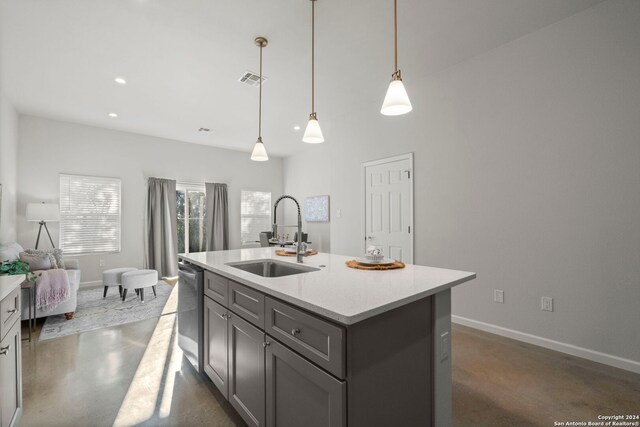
311,0 -> 315,115
394,0 -> 398,73
259,42 -> 263,138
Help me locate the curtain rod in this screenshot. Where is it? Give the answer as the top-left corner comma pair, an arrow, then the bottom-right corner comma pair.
144,177 -> 230,188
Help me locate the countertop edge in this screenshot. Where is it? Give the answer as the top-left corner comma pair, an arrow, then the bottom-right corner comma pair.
0,274 -> 26,301
180,255 -> 476,325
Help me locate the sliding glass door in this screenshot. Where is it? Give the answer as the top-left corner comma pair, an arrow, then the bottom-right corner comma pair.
177,185 -> 206,253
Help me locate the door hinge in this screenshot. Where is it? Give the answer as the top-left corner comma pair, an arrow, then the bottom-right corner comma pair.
404,170 -> 411,179
408,226 -> 411,233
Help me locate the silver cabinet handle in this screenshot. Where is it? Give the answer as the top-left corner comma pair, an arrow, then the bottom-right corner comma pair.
262,341 -> 271,348
0,345 -> 10,355
6,308 -> 17,314
291,328 -> 301,336
217,313 -> 227,319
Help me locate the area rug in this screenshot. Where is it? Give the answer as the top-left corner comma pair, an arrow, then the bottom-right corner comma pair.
39,281 -> 177,341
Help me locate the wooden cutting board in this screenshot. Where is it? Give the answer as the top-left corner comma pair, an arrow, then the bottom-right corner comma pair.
345,260 -> 405,270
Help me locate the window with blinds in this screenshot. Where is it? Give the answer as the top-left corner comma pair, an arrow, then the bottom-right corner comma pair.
59,174 -> 121,254
241,190 -> 271,246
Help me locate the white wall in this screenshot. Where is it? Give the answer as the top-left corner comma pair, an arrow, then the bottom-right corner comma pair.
282,148 -> 331,252
0,7 -> 19,243
283,0 -> 640,364
17,115 -> 283,283
0,92 -> 18,243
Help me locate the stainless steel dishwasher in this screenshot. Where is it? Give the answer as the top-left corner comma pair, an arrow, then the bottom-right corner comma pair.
177,261 -> 204,375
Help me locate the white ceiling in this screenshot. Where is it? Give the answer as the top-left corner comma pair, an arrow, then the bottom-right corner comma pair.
0,0 -> 604,157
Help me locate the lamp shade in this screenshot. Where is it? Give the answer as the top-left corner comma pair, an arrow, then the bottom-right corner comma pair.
26,203 -> 60,222
302,117 -> 324,144
381,79 -> 413,116
251,139 -> 269,161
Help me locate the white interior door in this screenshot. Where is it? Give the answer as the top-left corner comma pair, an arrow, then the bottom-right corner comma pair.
363,154 -> 413,263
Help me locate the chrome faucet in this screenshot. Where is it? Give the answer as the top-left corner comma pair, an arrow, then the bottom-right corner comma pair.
273,195 -> 304,263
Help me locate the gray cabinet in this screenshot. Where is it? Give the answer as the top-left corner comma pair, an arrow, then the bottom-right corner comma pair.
265,339 -> 345,427
205,295 -> 266,427
202,269 -> 437,427
228,314 -> 265,427
0,320 -> 21,427
204,296 -> 228,398
204,271 -> 228,306
229,281 -> 265,329
265,297 -> 344,379
0,279 -> 22,427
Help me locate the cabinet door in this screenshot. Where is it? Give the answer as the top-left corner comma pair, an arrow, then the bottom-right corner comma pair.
228,313 -> 265,427
204,296 -> 228,398
0,319 -> 21,427
204,271 -> 228,306
228,280 -> 265,329
266,339 -> 345,427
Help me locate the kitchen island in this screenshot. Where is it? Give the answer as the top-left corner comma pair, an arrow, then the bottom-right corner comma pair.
179,248 -> 475,427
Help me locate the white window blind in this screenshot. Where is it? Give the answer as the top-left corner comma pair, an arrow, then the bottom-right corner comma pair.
59,174 -> 121,254
241,190 -> 271,246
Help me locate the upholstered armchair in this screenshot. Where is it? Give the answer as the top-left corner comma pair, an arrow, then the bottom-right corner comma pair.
0,242 -> 81,320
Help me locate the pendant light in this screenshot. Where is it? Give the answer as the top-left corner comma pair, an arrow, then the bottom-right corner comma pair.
302,0 -> 324,143
381,0 -> 412,116
251,37 -> 269,161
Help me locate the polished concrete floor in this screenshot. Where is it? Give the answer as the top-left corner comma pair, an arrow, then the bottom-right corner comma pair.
20,318 -> 640,426
453,324 -> 640,426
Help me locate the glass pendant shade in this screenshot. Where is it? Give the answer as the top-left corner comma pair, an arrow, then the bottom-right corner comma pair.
302,115 -> 324,144
381,77 -> 412,116
251,138 -> 269,161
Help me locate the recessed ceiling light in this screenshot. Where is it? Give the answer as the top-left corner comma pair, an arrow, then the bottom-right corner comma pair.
293,126 -> 301,131
108,113 -> 118,118
114,77 -> 127,85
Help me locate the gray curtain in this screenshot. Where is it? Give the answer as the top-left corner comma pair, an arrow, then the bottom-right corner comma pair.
205,183 -> 229,251
145,178 -> 178,277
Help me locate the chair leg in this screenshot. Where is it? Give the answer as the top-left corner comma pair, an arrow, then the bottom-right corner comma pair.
103,286 -> 108,298
140,288 -> 145,303
65,312 -> 74,320
119,285 -> 123,298
122,289 -> 128,301
152,285 -> 157,297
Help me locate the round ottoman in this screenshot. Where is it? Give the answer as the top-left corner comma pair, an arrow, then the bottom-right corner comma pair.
102,267 -> 138,299
121,269 -> 158,303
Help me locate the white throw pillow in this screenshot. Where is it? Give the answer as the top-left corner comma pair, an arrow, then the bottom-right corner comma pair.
0,242 -> 25,263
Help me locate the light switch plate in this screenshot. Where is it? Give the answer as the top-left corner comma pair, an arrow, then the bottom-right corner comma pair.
494,289 -> 504,304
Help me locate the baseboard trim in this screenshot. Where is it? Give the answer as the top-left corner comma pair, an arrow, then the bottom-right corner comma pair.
452,315 -> 640,374
79,280 -> 102,288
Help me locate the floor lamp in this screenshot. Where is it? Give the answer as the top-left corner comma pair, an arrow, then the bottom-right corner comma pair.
26,202 -> 60,249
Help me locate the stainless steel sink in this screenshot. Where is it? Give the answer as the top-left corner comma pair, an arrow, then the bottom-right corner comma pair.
226,259 -> 319,278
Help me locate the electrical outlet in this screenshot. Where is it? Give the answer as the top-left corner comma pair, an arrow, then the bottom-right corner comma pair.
99,259 -> 106,267
493,289 -> 504,304
440,331 -> 450,361
541,296 -> 553,312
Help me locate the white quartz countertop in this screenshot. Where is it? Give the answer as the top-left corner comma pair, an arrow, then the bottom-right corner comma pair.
179,248 -> 475,325
0,274 -> 25,302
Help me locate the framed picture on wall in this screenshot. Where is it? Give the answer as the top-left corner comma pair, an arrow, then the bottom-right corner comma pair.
304,195 -> 329,222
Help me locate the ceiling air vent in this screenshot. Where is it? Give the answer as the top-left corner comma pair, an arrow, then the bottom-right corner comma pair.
238,71 -> 267,87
